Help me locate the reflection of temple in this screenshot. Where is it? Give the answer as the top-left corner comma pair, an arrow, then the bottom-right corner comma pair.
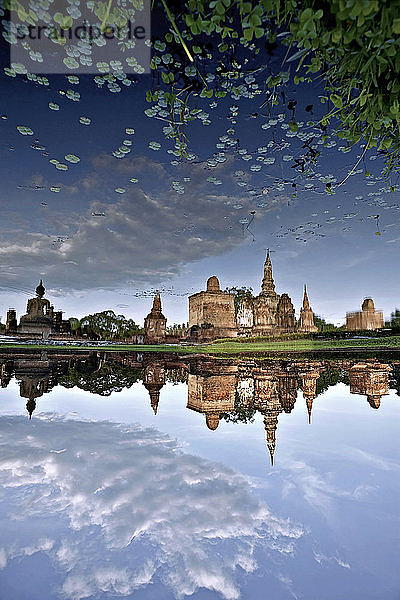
143,362 -> 166,414
6,280 -> 70,339
1,351 -> 397,463
14,354 -> 53,418
244,251 -> 297,335
252,369 -> 283,465
298,364 -> 321,423
349,363 -> 391,409
187,361 -> 237,430
0,351 -> 102,418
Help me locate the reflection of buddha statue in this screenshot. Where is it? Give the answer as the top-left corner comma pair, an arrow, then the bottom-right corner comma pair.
26,398 -> 36,419
19,280 -> 54,339
19,376 -> 49,419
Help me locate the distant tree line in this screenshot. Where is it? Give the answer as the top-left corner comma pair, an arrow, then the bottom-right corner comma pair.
385,308 -> 400,331
68,310 -> 142,341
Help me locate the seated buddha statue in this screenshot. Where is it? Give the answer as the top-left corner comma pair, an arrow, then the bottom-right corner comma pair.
19,280 -> 54,338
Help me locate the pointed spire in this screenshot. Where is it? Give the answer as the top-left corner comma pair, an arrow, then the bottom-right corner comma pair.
261,249 -> 277,296
306,397 -> 313,424
152,293 -> 162,314
264,413 -> 277,467
151,393 -> 159,415
303,285 -> 310,311
268,442 -> 275,466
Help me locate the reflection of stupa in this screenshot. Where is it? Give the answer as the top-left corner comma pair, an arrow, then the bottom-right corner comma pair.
143,363 -> 166,414
299,366 -> 321,424
349,363 -> 391,409
263,410 -> 279,466
252,368 -> 284,465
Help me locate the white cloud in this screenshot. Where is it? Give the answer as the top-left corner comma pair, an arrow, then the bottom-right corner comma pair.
0,415 -> 303,600
0,155 -> 266,292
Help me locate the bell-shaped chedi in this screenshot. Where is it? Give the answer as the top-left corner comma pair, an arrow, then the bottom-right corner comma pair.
206,276 -> 220,293
298,285 -> 318,333
144,294 -> 167,344
346,297 -> 384,331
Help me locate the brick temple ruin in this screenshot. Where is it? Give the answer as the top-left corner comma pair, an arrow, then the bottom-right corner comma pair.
346,298 -> 384,331
1,256 -> 387,341
188,250 -> 318,339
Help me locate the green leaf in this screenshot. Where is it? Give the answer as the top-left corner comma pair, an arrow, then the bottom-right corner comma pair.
243,27 -> 253,41
393,19 -> 400,34
330,94 -> 343,108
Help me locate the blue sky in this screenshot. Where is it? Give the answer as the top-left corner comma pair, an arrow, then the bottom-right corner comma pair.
0,17 -> 399,326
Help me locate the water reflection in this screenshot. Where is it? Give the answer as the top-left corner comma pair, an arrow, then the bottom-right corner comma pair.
2,351 -> 399,466
1,351 -> 400,600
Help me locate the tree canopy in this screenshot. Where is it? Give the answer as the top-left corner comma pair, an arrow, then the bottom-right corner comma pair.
79,310 -> 141,340
147,0 -> 400,180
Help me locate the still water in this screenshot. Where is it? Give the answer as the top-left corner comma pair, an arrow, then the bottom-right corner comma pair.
0,351 -> 399,600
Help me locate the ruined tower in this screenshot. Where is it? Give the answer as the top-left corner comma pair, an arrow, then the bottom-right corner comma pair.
298,285 -> 318,333
252,250 -> 280,333
144,294 -> 167,343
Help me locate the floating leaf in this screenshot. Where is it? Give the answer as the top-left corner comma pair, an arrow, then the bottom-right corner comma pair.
64,154 -> 80,163
17,126 -> 34,135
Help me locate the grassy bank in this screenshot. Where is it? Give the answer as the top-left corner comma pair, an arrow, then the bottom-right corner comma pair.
1,335 -> 400,356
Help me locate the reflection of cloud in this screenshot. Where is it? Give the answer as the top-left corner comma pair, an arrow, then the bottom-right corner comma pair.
278,460 -> 353,517
0,154 -> 268,291
0,416 -> 303,600
0,152 -> 294,294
